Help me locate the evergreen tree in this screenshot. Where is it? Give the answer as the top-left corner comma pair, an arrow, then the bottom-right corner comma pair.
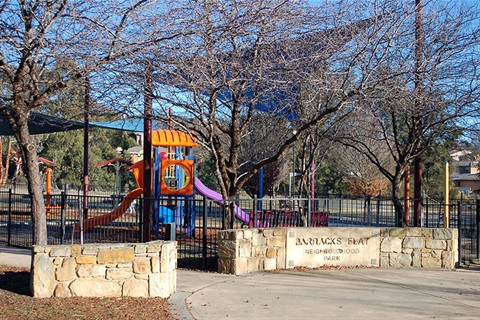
420,142 -> 454,198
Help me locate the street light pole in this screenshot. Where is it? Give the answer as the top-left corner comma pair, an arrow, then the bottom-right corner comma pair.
114,147 -> 123,197
115,161 -> 120,195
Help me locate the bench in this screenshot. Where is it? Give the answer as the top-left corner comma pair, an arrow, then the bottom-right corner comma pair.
249,210 -> 329,227
310,211 -> 330,227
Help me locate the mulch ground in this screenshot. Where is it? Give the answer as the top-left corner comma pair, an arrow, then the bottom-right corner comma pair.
0,265 -> 176,320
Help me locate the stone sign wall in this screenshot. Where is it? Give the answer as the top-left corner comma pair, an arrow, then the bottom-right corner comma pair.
218,228 -> 458,275
286,228 -> 380,268
32,241 -> 176,298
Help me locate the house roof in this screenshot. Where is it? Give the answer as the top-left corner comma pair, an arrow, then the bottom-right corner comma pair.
127,146 -> 143,154
96,158 -> 132,168
455,161 -> 478,166
453,173 -> 480,181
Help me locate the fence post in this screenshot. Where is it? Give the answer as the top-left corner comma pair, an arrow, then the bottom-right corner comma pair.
7,189 -> 12,246
425,200 -> 429,227
476,199 -> 479,260
229,201 -> 235,229
366,196 -> 371,226
202,196 -> 208,270
253,195 -> 257,228
60,191 -> 66,244
376,197 -> 380,226
307,195 -> 311,227
326,194 -> 330,212
339,196 -> 342,222
457,200 -> 462,265
138,194 -> 144,243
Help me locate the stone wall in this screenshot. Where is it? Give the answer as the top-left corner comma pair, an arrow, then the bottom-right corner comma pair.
380,228 -> 458,269
218,228 -> 287,275
32,241 -> 176,298
218,228 -> 458,275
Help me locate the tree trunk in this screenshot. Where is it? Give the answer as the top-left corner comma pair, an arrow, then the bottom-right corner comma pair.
15,122 -> 47,245
3,138 -> 12,185
222,200 -> 234,230
391,175 -> 405,227
0,138 -> 3,184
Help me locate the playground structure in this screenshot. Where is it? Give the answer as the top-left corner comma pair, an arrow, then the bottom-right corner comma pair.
72,128 -> 255,237
44,168 -> 58,215
35,124 -> 328,242
73,129 -> 199,235
0,101 -> 327,242
73,188 -> 142,232
70,127 -> 330,237
41,159 -> 64,216
194,177 -> 250,224
133,129 -> 197,236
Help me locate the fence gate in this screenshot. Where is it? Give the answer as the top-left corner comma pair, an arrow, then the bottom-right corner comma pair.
174,197 -> 225,270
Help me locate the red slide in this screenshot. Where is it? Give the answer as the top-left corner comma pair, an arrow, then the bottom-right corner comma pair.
73,188 -> 143,232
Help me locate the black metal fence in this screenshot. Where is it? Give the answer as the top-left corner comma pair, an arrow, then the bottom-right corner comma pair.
0,189 -> 478,270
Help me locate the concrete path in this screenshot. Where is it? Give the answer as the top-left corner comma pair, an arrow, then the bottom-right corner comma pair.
1,246 -> 479,320
170,267 -> 479,320
0,245 -> 31,268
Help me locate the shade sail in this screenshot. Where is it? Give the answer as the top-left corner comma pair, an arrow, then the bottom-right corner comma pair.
90,118 -> 158,132
0,110 -> 84,136
0,110 -> 151,136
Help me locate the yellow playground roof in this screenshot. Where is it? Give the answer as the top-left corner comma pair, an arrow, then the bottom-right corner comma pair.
152,130 -> 198,147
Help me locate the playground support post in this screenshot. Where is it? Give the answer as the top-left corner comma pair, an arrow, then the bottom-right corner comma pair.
78,188 -> 84,244
413,0 -> 424,228
253,195 -> 258,228
292,132 -> 296,197
444,162 -> 449,228
45,168 -> 52,215
83,72 -> 90,221
142,62 -> 153,243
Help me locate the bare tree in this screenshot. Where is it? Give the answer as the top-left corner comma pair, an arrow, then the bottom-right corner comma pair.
476,155 -> 480,180
93,0 -> 478,232
0,137 -> 14,184
146,0 -> 408,228
238,112 -> 291,198
331,143 -> 391,197
0,0 -> 180,245
334,0 -> 480,225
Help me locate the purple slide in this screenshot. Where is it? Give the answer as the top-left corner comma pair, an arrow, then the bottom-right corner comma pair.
194,178 -> 250,223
